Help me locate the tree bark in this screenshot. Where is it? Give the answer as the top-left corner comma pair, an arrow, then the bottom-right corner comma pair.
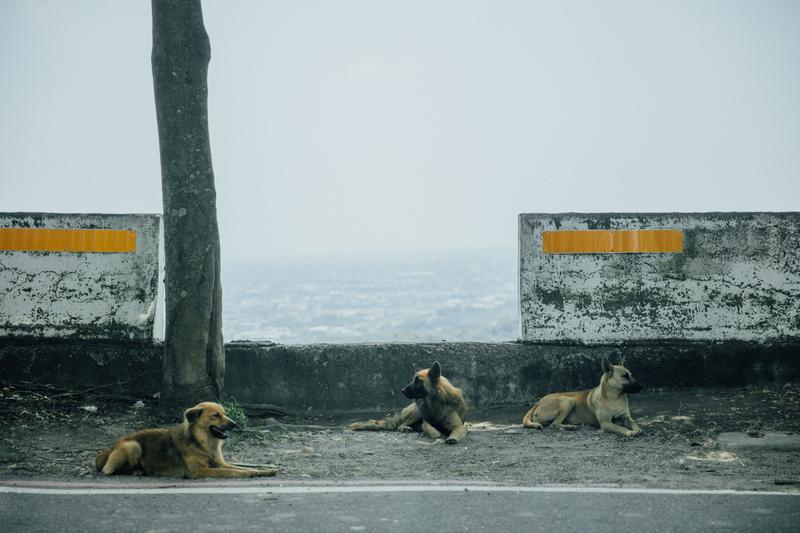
151,0 -> 224,410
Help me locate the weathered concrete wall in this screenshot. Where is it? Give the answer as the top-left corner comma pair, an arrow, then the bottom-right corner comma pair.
225,340 -> 799,412
519,212 -> 800,344
2,340 -> 797,413
0,339 -> 163,394
0,340 -> 800,413
0,213 -> 160,341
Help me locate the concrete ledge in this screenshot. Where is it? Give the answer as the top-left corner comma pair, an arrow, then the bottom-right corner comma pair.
1,340 -> 798,412
224,340 -> 800,412
0,339 -> 162,394
718,432 -> 800,452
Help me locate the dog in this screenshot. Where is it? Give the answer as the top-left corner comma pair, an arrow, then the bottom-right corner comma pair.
95,401 -> 277,478
348,361 -> 468,444
522,356 -> 643,437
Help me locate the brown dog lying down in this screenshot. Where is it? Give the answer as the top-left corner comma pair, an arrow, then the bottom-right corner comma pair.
522,356 -> 643,437
348,361 -> 469,444
95,402 -> 277,478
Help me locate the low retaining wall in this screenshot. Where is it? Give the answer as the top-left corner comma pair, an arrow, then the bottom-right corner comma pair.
2,340 -> 798,413
0,339 -> 162,395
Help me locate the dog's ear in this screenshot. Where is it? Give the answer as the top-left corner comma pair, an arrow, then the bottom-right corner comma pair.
429,361 -> 441,383
602,356 -> 614,376
184,406 -> 204,423
618,355 -> 626,366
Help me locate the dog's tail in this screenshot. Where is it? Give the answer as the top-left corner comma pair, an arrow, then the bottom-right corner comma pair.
348,413 -> 403,431
95,448 -> 111,472
522,401 -> 543,429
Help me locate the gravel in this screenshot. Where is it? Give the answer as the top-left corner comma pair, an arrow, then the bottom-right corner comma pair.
1,383 -> 799,491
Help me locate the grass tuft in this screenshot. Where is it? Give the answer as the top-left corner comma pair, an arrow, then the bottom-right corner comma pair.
223,397 -> 248,429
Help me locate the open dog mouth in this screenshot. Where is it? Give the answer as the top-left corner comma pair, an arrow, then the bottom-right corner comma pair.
209,425 -> 228,439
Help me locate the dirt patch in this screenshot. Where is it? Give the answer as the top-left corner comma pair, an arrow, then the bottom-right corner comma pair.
1,382 -> 799,491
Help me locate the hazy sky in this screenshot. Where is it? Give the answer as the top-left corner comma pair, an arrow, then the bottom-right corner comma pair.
1,1 -> 798,260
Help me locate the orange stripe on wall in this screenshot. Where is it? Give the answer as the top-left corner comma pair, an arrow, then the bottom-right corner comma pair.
0,228 -> 136,253
542,229 -> 683,254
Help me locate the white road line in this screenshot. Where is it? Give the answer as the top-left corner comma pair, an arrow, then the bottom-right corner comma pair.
0,485 -> 797,496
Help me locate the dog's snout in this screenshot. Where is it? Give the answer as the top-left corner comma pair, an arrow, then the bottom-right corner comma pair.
401,381 -> 426,399
625,381 -> 643,394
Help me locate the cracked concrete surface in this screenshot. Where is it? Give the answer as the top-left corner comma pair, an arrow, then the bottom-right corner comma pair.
0,213 -> 160,341
519,213 -> 800,343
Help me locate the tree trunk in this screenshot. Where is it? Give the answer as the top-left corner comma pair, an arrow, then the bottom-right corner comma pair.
151,0 -> 224,410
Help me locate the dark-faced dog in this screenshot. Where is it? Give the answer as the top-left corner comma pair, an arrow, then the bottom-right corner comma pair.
522,356 -> 643,437
95,402 -> 277,478
348,361 -> 468,444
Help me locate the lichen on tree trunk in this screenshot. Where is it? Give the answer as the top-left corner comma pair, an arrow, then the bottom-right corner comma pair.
151,0 -> 224,410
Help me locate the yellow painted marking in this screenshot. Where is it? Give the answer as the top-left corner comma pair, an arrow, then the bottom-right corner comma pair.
0,228 -> 136,253
542,229 -> 683,254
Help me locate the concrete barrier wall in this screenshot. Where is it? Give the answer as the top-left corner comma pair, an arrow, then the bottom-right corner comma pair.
0,213 -> 160,341
519,212 -> 800,344
222,341 -> 800,412
2,210 -> 799,413
1,339 -> 798,413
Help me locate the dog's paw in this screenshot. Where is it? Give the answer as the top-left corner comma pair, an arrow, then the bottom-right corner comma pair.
397,425 -> 414,433
256,468 -> 278,477
444,437 -> 459,445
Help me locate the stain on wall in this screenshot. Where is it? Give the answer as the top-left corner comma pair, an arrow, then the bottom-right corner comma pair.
519,212 -> 800,343
0,213 -> 160,341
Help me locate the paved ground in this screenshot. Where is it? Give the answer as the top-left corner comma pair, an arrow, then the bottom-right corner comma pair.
2,383 -> 800,532
2,384 -> 799,491
2,483 -> 799,532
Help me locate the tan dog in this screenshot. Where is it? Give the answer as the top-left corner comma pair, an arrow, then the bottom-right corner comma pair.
349,361 -> 468,444
95,401 -> 277,478
522,356 -> 643,437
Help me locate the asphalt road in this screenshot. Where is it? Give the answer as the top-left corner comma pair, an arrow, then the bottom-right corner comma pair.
2,483 -> 799,533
